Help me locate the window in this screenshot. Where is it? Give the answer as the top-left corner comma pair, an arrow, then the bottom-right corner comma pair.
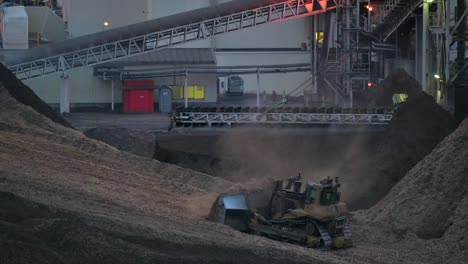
171,85 -> 205,100
305,186 -> 317,204
320,189 -> 338,206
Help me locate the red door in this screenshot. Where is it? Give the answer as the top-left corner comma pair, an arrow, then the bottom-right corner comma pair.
123,89 -> 154,113
122,80 -> 154,113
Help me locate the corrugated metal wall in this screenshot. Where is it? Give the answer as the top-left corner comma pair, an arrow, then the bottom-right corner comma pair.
25,67 -> 117,104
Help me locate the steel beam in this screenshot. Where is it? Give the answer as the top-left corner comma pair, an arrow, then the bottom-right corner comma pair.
422,0 -> 429,92
59,74 -> 70,114
95,63 -> 314,79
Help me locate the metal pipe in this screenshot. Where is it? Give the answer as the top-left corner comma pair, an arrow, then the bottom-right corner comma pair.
111,80 -> 115,112
368,5 -> 372,85
444,0 -> 453,113
445,0 -> 451,83
105,68 -> 312,79
60,74 -> 70,114
313,15 -> 318,94
184,69 -> 188,108
257,69 -> 261,108
146,0 -> 153,20
422,0 -> 429,92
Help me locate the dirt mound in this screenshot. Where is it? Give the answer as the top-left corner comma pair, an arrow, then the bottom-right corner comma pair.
153,140 -> 231,176
346,85 -> 458,209
84,127 -> 236,176
363,118 -> 468,255
0,64 -> 72,128
2,191 -> 307,264
84,127 -> 156,158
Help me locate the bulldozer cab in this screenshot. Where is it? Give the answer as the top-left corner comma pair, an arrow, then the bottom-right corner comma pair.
271,176 -> 346,220
304,178 -> 341,206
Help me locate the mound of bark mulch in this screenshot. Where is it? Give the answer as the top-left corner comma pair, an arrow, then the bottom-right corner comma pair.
365,118 -> 468,254
0,63 -> 72,128
367,68 -> 422,107
84,127 -> 156,158
84,127 -> 234,176
347,84 -> 458,209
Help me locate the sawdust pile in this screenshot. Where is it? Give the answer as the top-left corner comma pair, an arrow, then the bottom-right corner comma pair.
84,127 -> 233,176
346,74 -> 458,209
84,127 -> 156,158
0,68 -> 347,263
365,118 -> 468,252
2,63 -> 466,263
0,64 -> 72,128
152,140 -> 231,176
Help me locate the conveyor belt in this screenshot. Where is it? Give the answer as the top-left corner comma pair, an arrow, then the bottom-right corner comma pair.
173,107 -> 393,126
8,0 -> 341,80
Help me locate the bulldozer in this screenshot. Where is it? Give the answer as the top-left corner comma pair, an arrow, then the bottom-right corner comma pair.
213,175 -> 352,249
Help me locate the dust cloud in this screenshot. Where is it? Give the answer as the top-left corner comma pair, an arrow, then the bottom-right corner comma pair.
208,126 -> 382,206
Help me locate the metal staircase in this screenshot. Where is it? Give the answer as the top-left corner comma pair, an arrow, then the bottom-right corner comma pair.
319,0 -> 398,106
318,0 -> 388,105
371,0 -> 423,41
7,0 -> 342,81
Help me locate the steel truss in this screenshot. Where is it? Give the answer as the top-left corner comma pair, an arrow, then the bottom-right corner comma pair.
175,112 -> 393,126
10,0 -> 341,80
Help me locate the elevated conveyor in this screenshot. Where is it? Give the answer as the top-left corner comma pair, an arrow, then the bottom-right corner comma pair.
8,0 -> 341,80
174,112 -> 393,126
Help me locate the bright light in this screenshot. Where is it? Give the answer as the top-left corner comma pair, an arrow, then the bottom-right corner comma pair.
366,5 -> 374,11
367,82 -> 373,87
434,74 -> 441,79
103,21 -> 110,27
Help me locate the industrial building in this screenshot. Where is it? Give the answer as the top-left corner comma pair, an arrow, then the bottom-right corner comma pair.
1,0 -> 467,121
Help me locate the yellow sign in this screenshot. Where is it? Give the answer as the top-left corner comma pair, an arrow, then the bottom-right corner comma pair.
315,32 -> 324,44
392,93 -> 408,105
171,85 -> 205,100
